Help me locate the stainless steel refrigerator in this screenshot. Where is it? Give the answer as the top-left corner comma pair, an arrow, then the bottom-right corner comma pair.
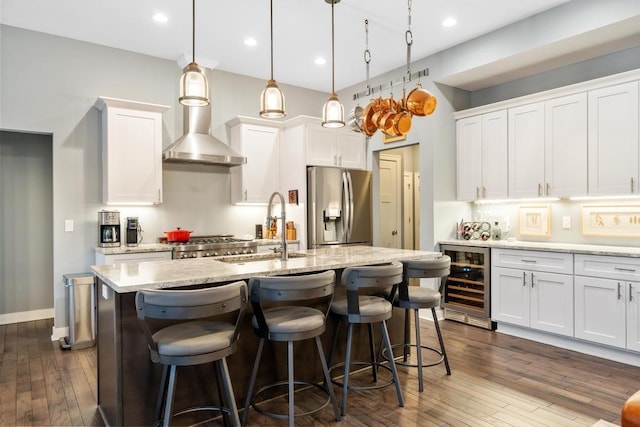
307,166 -> 372,248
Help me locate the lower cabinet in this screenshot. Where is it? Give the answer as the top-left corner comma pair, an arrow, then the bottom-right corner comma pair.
491,249 -> 574,337
95,250 -> 172,265
574,254 -> 640,352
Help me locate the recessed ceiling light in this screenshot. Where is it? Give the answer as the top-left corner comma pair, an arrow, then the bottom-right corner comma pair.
244,37 -> 257,47
315,57 -> 326,66
442,17 -> 457,28
152,13 -> 168,24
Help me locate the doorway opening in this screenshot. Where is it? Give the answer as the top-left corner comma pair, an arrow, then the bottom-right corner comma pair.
376,144 -> 420,250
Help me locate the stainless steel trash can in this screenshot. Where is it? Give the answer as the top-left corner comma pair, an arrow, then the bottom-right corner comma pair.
60,273 -> 96,350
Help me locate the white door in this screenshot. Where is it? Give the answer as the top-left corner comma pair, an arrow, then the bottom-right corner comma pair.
627,281 -> 640,352
574,276 -> 627,349
530,271 -> 574,337
508,102 -> 545,198
491,267 -> 529,327
378,154 -> 402,248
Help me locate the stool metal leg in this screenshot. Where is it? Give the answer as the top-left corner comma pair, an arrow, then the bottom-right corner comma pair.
403,309 -> 411,361
432,307 -> 451,375
341,323 -> 354,416
213,364 -> 229,427
242,337 -> 265,426
380,321 -> 404,408
287,340 -> 294,427
218,357 -> 241,426
315,336 -> 341,421
163,365 -> 178,427
367,323 -> 378,382
155,364 -> 169,422
414,308 -> 424,392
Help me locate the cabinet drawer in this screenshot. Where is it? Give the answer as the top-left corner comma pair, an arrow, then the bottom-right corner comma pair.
575,254 -> 640,280
492,249 -> 573,274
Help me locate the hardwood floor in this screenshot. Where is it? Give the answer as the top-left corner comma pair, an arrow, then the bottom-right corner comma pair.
0,317 -> 637,426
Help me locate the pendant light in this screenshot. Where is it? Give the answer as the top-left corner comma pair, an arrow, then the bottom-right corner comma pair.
322,0 -> 344,128
260,0 -> 286,118
179,0 -> 209,106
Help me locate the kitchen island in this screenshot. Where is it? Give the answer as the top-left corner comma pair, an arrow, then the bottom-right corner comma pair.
91,245 -> 441,426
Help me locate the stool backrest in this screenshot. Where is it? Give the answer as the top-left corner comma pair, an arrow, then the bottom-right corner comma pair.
249,270 -> 335,303
402,256 -> 451,279
341,261 -> 403,290
135,281 -> 248,353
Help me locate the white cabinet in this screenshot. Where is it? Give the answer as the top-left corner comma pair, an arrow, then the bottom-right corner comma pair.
228,121 -> 280,204
95,97 -> 169,205
574,254 -> 640,351
588,81 -> 640,196
492,249 -> 574,337
306,123 -> 366,169
95,250 -> 172,265
508,102 -> 545,199
456,110 -> 508,201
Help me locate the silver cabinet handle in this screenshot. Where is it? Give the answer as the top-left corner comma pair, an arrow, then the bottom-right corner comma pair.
538,183 -> 542,196
614,267 -> 636,273
618,282 -> 622,300
244,189 -> 248,201
522,271 -> 527,287
531,272 -> 535,288
631,177 -> 635,194
521,259 -> 537,263
630,283 -> 634,302
476,186 -> 480,199
546,183 -> 550,196
482,186 -> 487,198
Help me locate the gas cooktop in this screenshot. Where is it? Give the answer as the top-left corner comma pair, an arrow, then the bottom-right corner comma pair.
159,235 -> 258,259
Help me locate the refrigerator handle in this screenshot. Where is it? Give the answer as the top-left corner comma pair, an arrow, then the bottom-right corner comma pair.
342,171 -> 350,240
346,171 -> 355,241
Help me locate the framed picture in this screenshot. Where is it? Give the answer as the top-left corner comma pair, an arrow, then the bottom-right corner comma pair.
581,205 -> 640,237
383,133 -> 406,144
518,205 -> 551,236
288,189 -> 298,205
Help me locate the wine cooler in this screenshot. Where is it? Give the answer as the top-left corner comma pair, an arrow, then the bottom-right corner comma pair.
440,244 -> 494,330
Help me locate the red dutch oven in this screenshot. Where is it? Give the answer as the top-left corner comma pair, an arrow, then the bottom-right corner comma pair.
164,227 -> 192,242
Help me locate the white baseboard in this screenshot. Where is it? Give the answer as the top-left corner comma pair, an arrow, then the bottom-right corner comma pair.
0,308 -> 54,326
52,326 -> 69,342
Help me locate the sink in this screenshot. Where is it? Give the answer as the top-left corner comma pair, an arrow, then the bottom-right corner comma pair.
215,251 -> 307,264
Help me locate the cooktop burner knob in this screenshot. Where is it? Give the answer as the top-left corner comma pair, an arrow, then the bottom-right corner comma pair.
213,252 -> 219,256
191,253 -> 197,258
233,250 -> 239,255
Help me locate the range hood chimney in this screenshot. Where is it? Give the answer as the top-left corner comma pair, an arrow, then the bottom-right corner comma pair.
162,104 -> 246,166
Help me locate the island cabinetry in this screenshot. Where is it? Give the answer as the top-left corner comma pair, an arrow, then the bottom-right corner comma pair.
492,249 -> 574,337
228,120 -> 281,204
440,244 -> 493,329
587,81 -> 639,196
94,97 -> 169,205
456,110 -> 507,201
574,254 -> 640,351
95,250 -> 172,265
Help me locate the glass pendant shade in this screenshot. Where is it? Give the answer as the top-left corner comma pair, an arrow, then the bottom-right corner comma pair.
322,93 -> 345,128
179,62 -> 209,106
260,79 -> 286,118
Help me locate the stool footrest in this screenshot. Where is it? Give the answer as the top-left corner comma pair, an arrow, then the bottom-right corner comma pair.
329,361 -> 395,391
157,405 -> 231,427
381,343 -> 445,368
250,380 -> 332,420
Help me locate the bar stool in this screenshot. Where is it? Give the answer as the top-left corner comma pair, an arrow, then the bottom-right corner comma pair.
135,281 -> 248,427
328,261 -> 405,416
387,256 -> 452,392
242,270 -> 340,427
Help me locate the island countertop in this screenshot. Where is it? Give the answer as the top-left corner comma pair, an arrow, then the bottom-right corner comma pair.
91,245 -> 442,293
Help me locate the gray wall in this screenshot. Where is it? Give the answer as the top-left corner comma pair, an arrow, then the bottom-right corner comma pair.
0,131 -> 53,315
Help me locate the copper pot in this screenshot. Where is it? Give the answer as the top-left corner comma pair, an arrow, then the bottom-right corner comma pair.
361,99 -> 380,136
391,98 -> 412,136
374,96 -> 398,129
406,83 -> 437,116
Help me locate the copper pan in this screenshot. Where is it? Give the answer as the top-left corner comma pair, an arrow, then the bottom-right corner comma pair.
361,98 -> 380,136
406,83 -> 437,116
391,98 -> 412,136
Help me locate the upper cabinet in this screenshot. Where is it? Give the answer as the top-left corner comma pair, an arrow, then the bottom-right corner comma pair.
588,81 -> 639,196
95,96 -> 169,205
306,122 -> 366,169
508,102 -> 545,199
227,119 -> 281,204
456,110 -> 508,201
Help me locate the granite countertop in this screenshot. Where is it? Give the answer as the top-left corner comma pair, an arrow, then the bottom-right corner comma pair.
438,239 -> 640,257
91,245 -> 441,294
95,243 -> 172,255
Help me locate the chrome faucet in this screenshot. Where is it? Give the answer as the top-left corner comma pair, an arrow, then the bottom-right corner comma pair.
267,191 -> 288,261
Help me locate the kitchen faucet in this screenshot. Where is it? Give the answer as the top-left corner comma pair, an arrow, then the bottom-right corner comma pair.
267,191 -> 288,261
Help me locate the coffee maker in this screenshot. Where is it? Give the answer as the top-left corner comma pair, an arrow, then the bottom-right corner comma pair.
126,217 -> 143,247
98,210 -> 121,247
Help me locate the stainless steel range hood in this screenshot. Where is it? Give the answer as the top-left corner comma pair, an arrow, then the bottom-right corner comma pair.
162,104 -> 246,166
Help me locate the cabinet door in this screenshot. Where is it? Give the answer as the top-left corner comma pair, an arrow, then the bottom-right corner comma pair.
456,116 -> 482,201
588,81 -> 639,196
230,125 -> 280,204
482,110 -> 508,199
628,281 -> 640,352
306,124 -> 337,167
545,93 -> 588,197
508,102 -> 545,198
530,271 -> 574,336
336,130 -> 366,169
574,276 -> 626,348
95,251 -> 172,265
491,267 -> 529,327
103,108 -> 163,204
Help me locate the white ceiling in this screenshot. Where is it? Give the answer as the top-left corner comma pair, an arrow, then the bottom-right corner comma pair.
0,0 -> 575,93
